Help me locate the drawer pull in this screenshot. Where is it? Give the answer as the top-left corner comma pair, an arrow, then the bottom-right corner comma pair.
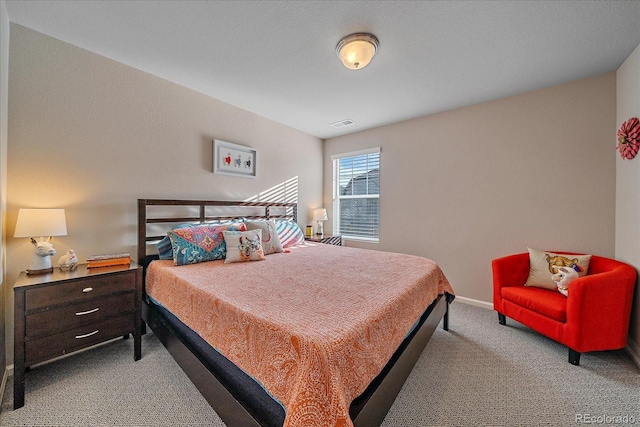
75,308 -> 99,316
75,330 -> 99,339
82,287 -> 93,293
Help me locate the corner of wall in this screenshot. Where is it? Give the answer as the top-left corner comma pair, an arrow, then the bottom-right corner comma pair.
615,41 -> 640,365
1,0 -> 10,406
626,337 -> 640,369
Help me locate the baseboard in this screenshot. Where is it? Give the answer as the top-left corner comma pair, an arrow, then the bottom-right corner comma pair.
0,365 -> 8,413
454,295 -> 493,310
625,337 -> 640,370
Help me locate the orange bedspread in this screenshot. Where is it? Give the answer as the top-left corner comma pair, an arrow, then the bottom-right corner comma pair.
146,244 -> 454,427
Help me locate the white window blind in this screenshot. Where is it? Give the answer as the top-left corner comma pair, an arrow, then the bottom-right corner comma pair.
332,148 -> 380,241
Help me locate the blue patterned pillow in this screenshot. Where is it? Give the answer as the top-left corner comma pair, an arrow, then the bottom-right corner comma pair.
275,220 -> 305,248
168,223 -> 246,265
157,221 -> 232,260
157,224 -> 194,260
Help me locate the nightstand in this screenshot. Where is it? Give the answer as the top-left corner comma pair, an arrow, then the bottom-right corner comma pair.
305,234 -> 342,246
13,263 -> 142,409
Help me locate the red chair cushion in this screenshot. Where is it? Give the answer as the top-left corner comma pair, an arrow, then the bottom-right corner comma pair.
501,286 -> 567,323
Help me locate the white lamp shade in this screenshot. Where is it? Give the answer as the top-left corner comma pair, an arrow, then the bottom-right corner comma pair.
313,208 -> 329,222
14,209 -> 67,238
336,33 -> 379,70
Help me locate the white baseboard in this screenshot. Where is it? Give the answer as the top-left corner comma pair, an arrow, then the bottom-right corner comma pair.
0,365 -> 8,412
625,337 -> 640,370
454,295 -> 493,310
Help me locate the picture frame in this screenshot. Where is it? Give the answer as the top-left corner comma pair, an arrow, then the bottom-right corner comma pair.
213,139 -> 257,178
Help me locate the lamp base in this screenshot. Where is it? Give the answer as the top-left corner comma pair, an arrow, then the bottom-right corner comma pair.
26,267 -> 53,275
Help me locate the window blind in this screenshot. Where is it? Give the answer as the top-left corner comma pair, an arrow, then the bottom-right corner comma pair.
332,148 -> 380,241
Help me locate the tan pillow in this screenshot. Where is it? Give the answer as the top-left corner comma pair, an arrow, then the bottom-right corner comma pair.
525,247 -> 591,290
244,220 -> 283,255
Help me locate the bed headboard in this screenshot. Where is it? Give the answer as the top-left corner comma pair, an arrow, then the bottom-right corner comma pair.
137,199 -> 297,268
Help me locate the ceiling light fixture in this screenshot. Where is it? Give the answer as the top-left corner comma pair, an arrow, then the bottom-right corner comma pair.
336,33 -> 379,70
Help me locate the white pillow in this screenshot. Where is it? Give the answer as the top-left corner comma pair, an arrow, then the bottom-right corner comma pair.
223,229 -> 266,263
525,247 -> 591,290
244,220 -> 283,255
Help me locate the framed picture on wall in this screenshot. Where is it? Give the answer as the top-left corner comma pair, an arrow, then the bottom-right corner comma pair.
213,139 -> 257,178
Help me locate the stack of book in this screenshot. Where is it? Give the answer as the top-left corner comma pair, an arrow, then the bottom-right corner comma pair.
86,252 -> 131,269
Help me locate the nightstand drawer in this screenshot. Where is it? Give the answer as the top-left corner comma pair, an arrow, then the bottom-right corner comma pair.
25,271 -> 136,311
25,313 -> 134,365
26,292 -> 135,339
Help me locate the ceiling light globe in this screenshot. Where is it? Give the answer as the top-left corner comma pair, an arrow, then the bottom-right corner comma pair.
336,33 -> 379,70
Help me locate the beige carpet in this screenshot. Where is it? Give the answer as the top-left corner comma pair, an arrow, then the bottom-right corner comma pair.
1,302 -> 638,426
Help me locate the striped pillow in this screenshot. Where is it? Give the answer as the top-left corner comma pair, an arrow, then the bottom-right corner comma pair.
275,220 -> 305,248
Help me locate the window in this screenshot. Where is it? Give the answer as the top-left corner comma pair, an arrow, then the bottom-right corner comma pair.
332,148 -> 380,242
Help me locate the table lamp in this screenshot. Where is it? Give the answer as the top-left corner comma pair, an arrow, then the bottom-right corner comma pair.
14,208 -> 67,275
313,208 -> 328,236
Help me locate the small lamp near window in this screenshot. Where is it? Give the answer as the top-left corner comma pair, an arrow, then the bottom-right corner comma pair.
313,208 -> 328,236
14,208 -> 67,275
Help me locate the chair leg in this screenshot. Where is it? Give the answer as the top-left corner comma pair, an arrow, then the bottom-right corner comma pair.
568,348 -> 581,366
498,313 -> 506,325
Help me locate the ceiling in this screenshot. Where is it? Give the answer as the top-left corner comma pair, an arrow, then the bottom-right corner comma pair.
5,1 -> 640,139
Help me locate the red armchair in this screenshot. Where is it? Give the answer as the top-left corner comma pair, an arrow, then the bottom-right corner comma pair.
493,252 -> 637,365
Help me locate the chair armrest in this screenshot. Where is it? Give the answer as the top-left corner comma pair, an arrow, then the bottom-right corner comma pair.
492,253 -> 530,309
492,253 -> 529,288
565,265 -> 637,350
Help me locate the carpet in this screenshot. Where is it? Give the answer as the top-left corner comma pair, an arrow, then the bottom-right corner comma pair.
1,302 -> 638,426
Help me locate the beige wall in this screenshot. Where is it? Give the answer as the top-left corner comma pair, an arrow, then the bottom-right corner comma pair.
5,25 -> 323,363
324,73 -> 617,304
615,42 -> 640,364
4,22 -> 632,368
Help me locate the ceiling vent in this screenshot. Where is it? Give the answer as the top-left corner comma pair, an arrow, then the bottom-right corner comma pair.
330,119 -> 356,128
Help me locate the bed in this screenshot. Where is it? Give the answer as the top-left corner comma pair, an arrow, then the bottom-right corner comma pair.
137,199 -> 454,427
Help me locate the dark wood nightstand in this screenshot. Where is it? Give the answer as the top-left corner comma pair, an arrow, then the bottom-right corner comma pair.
305,235 -> 342,246
13,263 -> 142,409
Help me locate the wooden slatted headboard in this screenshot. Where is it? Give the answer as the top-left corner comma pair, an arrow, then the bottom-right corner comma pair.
137,199 -> 297,268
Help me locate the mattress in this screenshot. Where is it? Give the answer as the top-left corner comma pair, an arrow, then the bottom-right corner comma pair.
146,243 -> 454,427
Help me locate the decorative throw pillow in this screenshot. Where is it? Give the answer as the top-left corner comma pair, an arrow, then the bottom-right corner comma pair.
168,222 -> 246,265
157,221 -> 232,260
157,223 -> 197,260
244,220 -> 283,255
223,229 -> 266,263
525,247 -> 591,290
275,220 -> 305,248
156,234 -> 175,260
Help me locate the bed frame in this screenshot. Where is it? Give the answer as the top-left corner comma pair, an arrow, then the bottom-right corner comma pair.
137,198 -> 450,427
